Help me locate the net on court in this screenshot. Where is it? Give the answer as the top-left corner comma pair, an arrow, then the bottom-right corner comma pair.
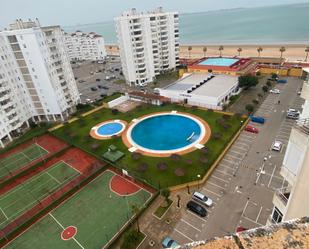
0,144 -> 49,181
0,161 -> 80,229
4,170 -> 152,249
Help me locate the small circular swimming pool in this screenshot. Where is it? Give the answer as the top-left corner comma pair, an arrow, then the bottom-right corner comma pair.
90,120 -> 126,140
124,112 -> 209,156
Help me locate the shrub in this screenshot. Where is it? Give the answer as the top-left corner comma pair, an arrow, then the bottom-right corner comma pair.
245,104 -> 254,114
201,147 -> 209,155
199,156 -> 208,163
111,109 -> 119,115
170,154 -> 181,161
222,114 -> 231,120
137,163 -> 149,172
238,75 -> 259,89
157,162 -> 168,171
256,71 -> 261,76
257,93 -> 263,98
252,99 -> 259,105
212,132 -> 222,140
185,159 -> 193,165
262,85 -> 269,93
91,143 -> 99,151
174,168 -> 186,176
120,229 -> 141,249
131,152 -> 141,160
223,123 -> 231,130
216,118 -> 225,126
266,81 -> 272,87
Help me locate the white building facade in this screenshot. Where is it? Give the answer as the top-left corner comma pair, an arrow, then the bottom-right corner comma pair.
115,7 -> 180,86
64,31 -> 106,61
0,19 -> 80,147
270,69 -> 309,224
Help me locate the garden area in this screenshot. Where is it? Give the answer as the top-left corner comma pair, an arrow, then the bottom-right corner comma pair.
52,104 -> 246,189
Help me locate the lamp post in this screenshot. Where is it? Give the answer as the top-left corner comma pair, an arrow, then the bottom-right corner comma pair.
197,174 -> 201,190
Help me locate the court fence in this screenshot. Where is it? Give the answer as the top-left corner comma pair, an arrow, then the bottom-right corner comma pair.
0,160 -> 106,247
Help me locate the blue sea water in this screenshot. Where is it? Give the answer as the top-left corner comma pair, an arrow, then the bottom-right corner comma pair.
131,115 -> 201,151
97,122 -> 123,136
64,3 -> 309,45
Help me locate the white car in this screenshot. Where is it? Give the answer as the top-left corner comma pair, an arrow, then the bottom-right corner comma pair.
270,89 -> 280,94
272,141 -> 283,151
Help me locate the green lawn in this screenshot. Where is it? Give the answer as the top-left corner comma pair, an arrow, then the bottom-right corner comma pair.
0,161 -> 79,229
52,104 -> 245,188
0,144 -> 49,180
5,170 -> 151,249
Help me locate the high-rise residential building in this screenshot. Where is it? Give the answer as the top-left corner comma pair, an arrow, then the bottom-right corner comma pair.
0,19 -> 80,148
64,31 -> 107,61
115,7 -> 180,86
270,68 -> 309,224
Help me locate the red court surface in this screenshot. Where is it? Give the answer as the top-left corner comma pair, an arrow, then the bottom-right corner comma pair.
0,147 -> 105,194
110,174 -> 140,196
0,134 -> 68,183
61,226 -> 77,240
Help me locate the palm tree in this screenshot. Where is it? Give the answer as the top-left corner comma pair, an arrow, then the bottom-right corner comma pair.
279,46 -> 286,59
257,47 -> 263,57
203,46 -> 207,58
131,204 -> 140,232
188,46 -> 192,59
237,47 -> 242,57
305,47 -> 309,62
219,46 -> 224,57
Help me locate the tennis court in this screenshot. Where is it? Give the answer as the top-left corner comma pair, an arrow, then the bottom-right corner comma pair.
0,144 -> 49,181
4,170 -> 152,249
0,161 -> 80,229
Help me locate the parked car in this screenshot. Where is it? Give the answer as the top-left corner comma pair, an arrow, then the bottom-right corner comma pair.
270,89 -> 280,94
78,79 -> 85,83
268,77 -> 278,82
249,115 -> 265,124
186,201 -> 207,217
100,93 -> 107,98
236,226 -> 248,233
97,85 -> 104,89
192,191 -> 213,207
90,71 -> 94,75
286,109 -> 300,119
271,141 -> 283,151
102,86 -> 109,90
244,125 -> 259,134
277,79 -> 287,84
162,237 -> 179,248
96,78 -> 101,82
90,87 -> 97,91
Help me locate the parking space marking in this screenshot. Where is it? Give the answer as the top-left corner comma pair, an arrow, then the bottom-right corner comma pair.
207,181 -> 226,189
174,229 -> 194,242
256,207 -> 263,223
225,154 -> 241,160
211,175 -> 229,184
202,188 -> 222,198
232,146 -> 248,152
268,165 -> 277,188
229,150 -> 244,156
186,210 -> 208,222
235,142 -> 250,148
215,169 -> 233,177
180,219 -> 202,232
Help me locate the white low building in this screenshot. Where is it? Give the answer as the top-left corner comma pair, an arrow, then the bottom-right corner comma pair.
64,31 -> 107,61
157,73 -> 240,110
0,19 -> 80,147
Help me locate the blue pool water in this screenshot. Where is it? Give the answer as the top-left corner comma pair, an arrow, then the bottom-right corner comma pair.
198,58 -> 238,67
131,115 -> 201,151
97,122 -> 123,136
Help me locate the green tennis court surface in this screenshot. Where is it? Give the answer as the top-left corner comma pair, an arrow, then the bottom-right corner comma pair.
0,161 -> 79,229
0,144 -> 49,180
5,170 -> 151,249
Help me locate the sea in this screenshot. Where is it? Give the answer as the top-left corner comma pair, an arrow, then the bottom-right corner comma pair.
63,3 -> 309,45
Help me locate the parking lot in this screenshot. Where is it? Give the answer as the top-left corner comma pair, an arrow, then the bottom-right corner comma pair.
71,57 -> 130,103
167,77 -> 304,244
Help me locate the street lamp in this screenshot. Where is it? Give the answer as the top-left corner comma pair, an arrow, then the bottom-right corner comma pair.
197,174 -> 201,190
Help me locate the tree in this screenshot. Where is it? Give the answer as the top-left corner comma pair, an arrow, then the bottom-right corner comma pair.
271,73 -> 278,79
219,46 -> 224,57
266,81 -> 272,87
120,229 -> 141,249
305,47 -> 309,62
131,204 -> 140,232
203,46 -> 207,57
257,93 -> 263,98
262,85 -> 269,93
256,71 -> 261,76
238,75 -> 259,90
188,46 -> 192,59
279,46 -> 286,59
161,189 -> 170,207
257,47 -> 263,57
245,104 -> 254,114
252,99 -> 259,105
237,47 -> 242,56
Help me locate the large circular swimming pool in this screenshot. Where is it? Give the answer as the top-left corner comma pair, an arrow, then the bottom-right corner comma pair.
125,112 -> 207,155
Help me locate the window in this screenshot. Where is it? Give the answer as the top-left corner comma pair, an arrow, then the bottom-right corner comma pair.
272,207 -> 283,223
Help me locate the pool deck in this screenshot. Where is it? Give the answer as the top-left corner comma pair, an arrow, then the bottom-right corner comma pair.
121,111 -> 211,157
90,120 -> 128,140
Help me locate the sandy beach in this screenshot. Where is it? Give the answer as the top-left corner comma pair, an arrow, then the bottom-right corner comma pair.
106,44 -> 309,61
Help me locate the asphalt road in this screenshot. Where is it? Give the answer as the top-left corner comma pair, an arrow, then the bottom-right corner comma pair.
168,77 -> 304,244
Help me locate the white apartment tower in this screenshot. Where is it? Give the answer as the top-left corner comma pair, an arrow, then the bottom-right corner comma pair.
270,68 -> 309,224
0,19 -> 80,148
64,31 -> 107,61
115,7 -> 180,86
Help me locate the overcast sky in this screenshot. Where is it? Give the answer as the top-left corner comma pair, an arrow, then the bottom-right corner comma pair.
1,0 -> 308,28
